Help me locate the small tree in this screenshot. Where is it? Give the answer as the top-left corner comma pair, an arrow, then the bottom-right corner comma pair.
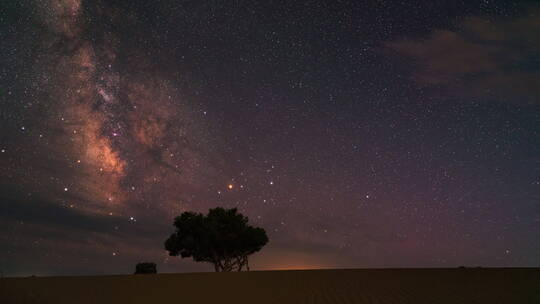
165,207 -> 268,272
135,262 -> 157,274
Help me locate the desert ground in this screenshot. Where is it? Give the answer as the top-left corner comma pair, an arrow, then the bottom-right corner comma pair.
1,268 -> 539,303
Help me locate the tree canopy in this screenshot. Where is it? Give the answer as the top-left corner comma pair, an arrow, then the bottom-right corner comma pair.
165,207 -> 268,272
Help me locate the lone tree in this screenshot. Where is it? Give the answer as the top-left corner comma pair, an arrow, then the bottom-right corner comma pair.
165,207 -> 268,272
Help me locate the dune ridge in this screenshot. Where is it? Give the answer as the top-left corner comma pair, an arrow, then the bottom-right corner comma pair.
1,268 -> 539,303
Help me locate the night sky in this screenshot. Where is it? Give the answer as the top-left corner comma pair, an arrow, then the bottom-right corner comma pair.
1,0 -> 539,276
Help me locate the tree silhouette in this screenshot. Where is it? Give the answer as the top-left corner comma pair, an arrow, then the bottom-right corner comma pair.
165,207 -> 268,272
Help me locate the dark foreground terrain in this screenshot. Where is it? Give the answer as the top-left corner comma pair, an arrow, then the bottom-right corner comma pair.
1,268 -> 539,303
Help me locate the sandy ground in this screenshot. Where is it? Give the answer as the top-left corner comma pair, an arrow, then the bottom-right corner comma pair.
1,268 -> 539,303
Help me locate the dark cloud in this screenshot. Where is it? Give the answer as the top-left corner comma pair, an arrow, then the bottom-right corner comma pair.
387,6 -> 540,104
0,191 -> 123,233
0,186 -> 182,276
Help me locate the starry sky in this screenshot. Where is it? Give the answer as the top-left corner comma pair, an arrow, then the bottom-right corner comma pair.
1,0 -> 539,276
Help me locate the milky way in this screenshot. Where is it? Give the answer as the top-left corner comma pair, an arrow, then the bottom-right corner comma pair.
1,0 -> 539,275
27,0 -> 219,217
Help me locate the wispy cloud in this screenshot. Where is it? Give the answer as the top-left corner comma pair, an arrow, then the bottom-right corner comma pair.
387,6 -> 540,104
